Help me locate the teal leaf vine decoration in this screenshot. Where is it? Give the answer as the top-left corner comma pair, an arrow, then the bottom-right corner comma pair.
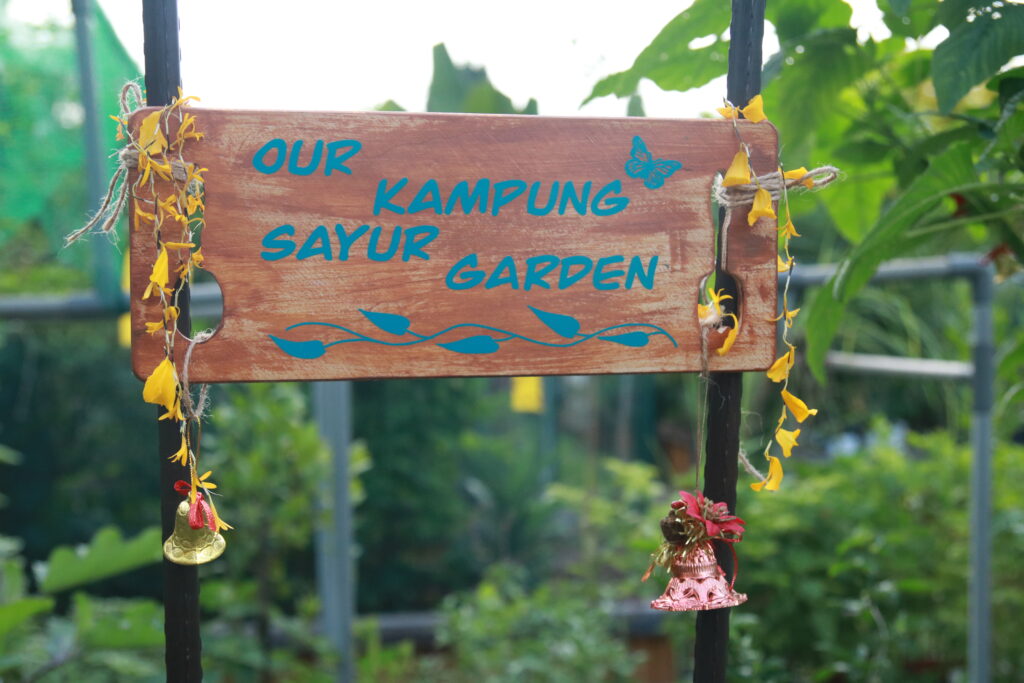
437,335 -> 503,354
598,331 -> 650,347
267,335 -> 327,359
529,306 -> 580,338
359,309 -> 410,336
268,307 -> 677,358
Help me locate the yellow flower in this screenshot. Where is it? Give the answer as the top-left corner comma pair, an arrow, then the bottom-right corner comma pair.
134,200 -> 155,230
740,95 -> 767,123
192,470 -> 218,500
722,149 -> 751,187
191,248 -> 204,269
772,307 -> 800,327
169,434 -> 189,466
717,96 -> 766,123
717,314 -> 739,356
185,193 -> 204,216
138,110 -> 167,155
145,320 -> 164,335
767,346 -> 795,383
158,196 -> 187,227
142,246 -> 169,299
707,287 -> 733,316
750,455 -> 783,491
781,217 -> 801,238
781,389 -> 818,423
164,306 -> 180,322
748,188 -> 775,226
110,114 -> 126,141
775,427 -> 800,458
142,357 -> 178,411
206,497 -> 233,531
159,398 -> 184,422
185,164 -> 207,186
783,166 -> 814,189
174,112 -> 205,148
777,255 -> 793,272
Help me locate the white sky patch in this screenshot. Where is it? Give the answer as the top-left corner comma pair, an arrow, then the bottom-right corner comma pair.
8,0 -> 896,118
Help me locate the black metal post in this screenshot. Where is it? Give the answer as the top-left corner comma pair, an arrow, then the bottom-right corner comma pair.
142,2 -> 201,680
693,2 -> 766,681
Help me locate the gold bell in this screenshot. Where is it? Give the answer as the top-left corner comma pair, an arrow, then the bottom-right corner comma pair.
163,500 -> 226,565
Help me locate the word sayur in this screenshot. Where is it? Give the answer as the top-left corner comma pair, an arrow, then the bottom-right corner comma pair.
254,137 -> 681,291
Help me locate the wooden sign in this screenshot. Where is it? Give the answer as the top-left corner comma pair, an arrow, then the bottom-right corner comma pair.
128,110 -> 778,382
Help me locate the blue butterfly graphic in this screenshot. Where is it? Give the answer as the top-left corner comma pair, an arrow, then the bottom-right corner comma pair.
624,136 -> 682,189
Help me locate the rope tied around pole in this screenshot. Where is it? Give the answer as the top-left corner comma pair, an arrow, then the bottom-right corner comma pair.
713,165 -> 840,209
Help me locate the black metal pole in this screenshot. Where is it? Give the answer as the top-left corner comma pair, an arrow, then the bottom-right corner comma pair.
142,2 -> 201,680
693,2 -> 766,682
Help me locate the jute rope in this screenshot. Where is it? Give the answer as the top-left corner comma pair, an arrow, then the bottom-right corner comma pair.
713,165 -> 840,208
65,83 -> 147,246
181,329 -> 214,421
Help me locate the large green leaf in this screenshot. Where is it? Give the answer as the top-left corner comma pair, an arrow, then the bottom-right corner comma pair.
427,44 -> 535,115
73,593 -> 163,649
767,0 -> 852,42
583,0 -> 730,103
821,162 -> 892,244
763,31 -> 894,159
883,0 -> 940,37
39,526 -> 162,594
932,5 -> 1024,113
805,143 -> 979,380
0,597 -> 54,641
833,143 -> 978,298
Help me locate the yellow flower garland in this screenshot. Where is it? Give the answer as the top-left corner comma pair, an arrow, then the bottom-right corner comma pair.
710,94 -> 821,492
119,88 -> 230,532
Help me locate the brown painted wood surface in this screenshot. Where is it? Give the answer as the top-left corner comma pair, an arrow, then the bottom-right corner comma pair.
128,110 -> 777,382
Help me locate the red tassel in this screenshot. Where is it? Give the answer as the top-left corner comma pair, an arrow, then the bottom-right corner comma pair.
188,495 -> 212,530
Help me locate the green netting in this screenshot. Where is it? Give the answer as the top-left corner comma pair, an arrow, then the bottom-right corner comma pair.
0,4 -> 139,291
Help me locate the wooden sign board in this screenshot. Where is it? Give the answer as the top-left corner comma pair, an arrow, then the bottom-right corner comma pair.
128,110 -> 777,382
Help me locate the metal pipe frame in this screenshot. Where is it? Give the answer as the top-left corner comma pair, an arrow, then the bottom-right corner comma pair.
788,251 -> 995,683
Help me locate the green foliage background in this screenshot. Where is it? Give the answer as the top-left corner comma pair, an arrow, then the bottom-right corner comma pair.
0,0 -> 1022,681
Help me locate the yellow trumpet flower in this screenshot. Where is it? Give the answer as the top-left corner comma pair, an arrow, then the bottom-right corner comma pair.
781,389 -> 818,423
775,427 -> 800,458
722,149 -> 751,187
767,346 -> 795,383
142,357 -> 178,412
750,455 -> 783,491
748,188 -> 776,226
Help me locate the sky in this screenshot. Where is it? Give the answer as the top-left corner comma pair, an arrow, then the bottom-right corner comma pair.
8,1 -> 959,117
3,0 -> 864,118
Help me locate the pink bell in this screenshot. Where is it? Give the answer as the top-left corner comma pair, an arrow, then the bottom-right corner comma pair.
650,541 -> 747,612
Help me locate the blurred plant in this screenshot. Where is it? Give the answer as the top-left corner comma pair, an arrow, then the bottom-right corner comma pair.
435,564 -> 642,683
199,382 -> 369,679
0,487 -> 164,682
730,424 -> 1024,681
543,423 -> 1024,681
352,618 -> 422,683
546,457 -> 669,593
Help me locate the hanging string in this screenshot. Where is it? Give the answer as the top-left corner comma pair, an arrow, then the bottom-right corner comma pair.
180,329 -> 214,422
